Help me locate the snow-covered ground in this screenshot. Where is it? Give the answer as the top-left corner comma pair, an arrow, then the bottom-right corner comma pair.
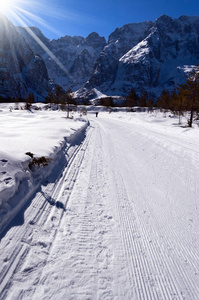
0,103 -> 88,235
0,107 -> 199,299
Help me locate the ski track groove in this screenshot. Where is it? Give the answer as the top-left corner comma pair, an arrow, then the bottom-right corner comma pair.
0,125 -> 93,299
95,125 -> 126,300
101,119 -> 198,300
30,124 -> 100,299
113,120 -> 198,299
72,124 -> 112,299
0,244 -> 29,300
119,120 -> 199,243
98,123 -> 157,299
31,126 -> 94,293
0,116 -> 199,299
106,136 -> 161,300
75,125 -> 114,299
131,134 -> 199,299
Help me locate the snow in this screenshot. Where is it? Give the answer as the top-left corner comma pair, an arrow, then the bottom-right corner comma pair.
0,107 -> 199,299
0,103 -> 88,235
120,40 -> 150,64
177,64 -> 197,74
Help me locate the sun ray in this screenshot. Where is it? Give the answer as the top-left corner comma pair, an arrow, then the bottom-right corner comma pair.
1,11 -> 26,98
1,0 -> 73,82
9,9 -> 72,79
15,6 -> 63,37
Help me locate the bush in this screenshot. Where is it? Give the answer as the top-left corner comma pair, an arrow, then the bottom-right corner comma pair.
25,152 -> 51,169
29,156 -> 51,168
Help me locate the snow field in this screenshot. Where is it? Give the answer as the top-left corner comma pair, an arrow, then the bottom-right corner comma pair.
101,111 -> 199,299
0,108 -> 199,299
0,104 -> 88,236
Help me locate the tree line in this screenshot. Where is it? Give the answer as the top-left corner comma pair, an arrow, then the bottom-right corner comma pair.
45,86 -> 76,117
1,65 -> 199,127
126,66 -> 199,127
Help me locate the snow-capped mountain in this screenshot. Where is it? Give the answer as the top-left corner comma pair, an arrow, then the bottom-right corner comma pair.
82,15 -> 199,99
0,15 -> 50,100
1,14 -> 199,101
17,27 -> 106,91
87,21 -> 153,91
112,15 -> 199,97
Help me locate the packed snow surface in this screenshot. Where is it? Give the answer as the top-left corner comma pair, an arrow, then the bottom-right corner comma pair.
0,103 -> 88,234
0,107 -> 199,299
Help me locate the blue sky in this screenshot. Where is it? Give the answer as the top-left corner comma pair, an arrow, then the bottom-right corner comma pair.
6,0 -> 199,41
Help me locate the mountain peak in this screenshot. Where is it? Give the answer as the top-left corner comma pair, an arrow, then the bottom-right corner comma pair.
85,32 -> 106,47
1,14 -> 199,101
86,32 -> 101,39
108,20 -> 153,44
155,14 -> 172,22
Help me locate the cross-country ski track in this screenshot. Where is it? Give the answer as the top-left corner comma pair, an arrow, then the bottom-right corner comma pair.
0,112 -> 199,300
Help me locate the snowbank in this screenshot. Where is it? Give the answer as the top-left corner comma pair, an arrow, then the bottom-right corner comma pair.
0,104 -> 88,234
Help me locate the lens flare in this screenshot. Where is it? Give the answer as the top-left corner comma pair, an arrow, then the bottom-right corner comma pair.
0,0 -> 18,14
0,0 -> 72,81
0,0 -> 11,14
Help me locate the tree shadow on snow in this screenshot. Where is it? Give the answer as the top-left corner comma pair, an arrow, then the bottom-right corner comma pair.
0,188 -> 66,240
55,201 -> 66,211
41,191 -> 66,211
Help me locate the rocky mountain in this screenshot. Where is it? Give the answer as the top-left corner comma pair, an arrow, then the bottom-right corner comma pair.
78,15 -> 199,100
87,21 -> 153,91
112,15 -> 199,98
17,27 -> 106,91
0,15 -> 50,100
1,14 -> 199,101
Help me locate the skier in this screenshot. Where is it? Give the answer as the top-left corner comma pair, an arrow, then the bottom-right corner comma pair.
96,112 -> 99,117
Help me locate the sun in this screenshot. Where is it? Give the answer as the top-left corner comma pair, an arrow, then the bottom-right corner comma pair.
0,0 -> 17,14
0,0 -> 71,78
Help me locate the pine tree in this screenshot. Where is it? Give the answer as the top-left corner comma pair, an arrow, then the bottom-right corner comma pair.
137,91 -> 148,107
184,67 -> 199,127
172,87 -> 187,125
146,98 -> 154,112
45,89 -> 55,106
176,66 -> 199,127
25,92 -> 35,110
54,85 -> 62,109
156,90 -> 171,116
60,88 -> 74,118
126,88 -> 138,111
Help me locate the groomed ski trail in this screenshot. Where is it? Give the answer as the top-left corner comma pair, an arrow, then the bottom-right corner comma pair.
0,114 -> 199,300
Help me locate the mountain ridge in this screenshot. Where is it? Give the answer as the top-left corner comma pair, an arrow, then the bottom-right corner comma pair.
1,14 -> 199,101
0,14 -> 50,100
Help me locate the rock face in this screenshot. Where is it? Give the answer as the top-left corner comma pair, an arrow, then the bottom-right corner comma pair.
2,14 -> 199,101
88,21 -> 153,91
17,27 -> 106,91
83,15 -> 199,98
0,15 -> 49,100
112,15 -> 199,97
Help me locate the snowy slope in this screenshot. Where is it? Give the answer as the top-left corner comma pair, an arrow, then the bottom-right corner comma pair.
111,15 -> 199,97
86,21 -> 153,92
81,15 -> 199,99
0,109 -> 198,299
0,103 -> 88,236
